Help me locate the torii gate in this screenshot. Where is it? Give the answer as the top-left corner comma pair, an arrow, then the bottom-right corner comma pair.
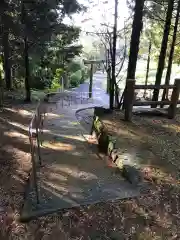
84,59 -> 104,98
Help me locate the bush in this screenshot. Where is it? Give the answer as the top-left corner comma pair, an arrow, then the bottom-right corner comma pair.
50,68 -> 63,91
51,81 -> 61,91
31,76 -> 51,89
80,68 -> 86,83
68,61 -> 82,73
70,70 -> 82,87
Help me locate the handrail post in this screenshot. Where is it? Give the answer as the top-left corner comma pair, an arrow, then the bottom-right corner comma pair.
124,79 -> 135,121
35,114 -> 42,166
29,127 -> 40,204
168,79 -> 180,119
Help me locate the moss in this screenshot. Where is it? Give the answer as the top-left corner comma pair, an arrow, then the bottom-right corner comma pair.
115,155 -> 124,170
93,117 -> 104,134
107,141 -> 115,157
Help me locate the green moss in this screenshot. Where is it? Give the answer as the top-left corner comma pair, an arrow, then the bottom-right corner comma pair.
107,141 -> 115,157
115,156 -> 124,170
94,117 -> 104,133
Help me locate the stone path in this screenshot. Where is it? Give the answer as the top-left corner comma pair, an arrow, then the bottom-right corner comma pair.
21,97 -> 140,220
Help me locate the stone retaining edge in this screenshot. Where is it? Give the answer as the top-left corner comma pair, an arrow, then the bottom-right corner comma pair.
92,107 -> 143,185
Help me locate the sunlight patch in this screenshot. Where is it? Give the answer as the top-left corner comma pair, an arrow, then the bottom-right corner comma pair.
69,121 -> 80,126
6,120 -> 28,131
4,107 -> 17,113
163,124 -> 180,132
43,141 -> 75,151
46,113 -> 59,117
55,135 -> 85,142
59,166 -> 98,180
18,109 -> 32,116
4,131 -> 27,138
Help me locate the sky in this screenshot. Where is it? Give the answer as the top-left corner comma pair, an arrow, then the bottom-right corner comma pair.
73,0 -> 129,30
64,0 -> 129,52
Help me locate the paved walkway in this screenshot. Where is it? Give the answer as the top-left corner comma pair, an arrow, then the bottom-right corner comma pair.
22,95 -> 140,220
73,71 -> 109,108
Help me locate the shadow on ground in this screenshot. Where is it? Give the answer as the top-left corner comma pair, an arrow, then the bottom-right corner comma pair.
0,103 -> 36,238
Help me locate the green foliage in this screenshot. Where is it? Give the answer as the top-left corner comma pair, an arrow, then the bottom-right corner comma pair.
31,90 -> 46,101
50,68 -> 63,91
67,60 -> 91,87
70,70 -> 82,87
68,61 -> 82,73
50,81 -> 61,91
31,76 -> 51,90
81,66 -> 90,82
0,0 -> 84,96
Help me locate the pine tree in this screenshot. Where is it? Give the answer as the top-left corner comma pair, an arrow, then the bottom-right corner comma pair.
152,0 -> 175,104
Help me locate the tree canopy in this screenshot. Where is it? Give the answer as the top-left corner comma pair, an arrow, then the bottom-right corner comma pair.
0,0 -> 84,100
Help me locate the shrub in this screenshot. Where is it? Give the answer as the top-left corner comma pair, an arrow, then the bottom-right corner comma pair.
68,61 -> 82,73
31,76 -> 51,89
51,81 -> 61,91
70,70 -> 82,87
50,68 -> 63,91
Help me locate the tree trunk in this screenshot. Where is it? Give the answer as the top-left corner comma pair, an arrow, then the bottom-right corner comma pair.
106,49 -> 110,94
110,0 -> 118,109
24,36 -> 31,102
152,0 -> 174,105
115,81 -> 120,108
144,40 -> 152,98
107,68 -> 110,94
0,69 -> 4,107
123,0 -> 145,108
127,0 -> 145,80
2,25 -> 11,90
89,63 -> 93,98
161,0 -> 180,104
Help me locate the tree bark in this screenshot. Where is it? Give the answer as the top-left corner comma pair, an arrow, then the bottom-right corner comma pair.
2,21 -> 11,90
89,63 -> 93,98
161,0 -> 180,104
152,0 -> 174,105
0,69 -> 3,107
144,40 -> 152,98
106,49 -> 110,94
24,36 -> 31,102
21,1 -> 31,102
110,0 -> 118,109
123,0 -> 145,109
126,0 -> 145,80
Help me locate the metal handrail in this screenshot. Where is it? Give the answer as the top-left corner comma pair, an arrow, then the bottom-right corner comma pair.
28,100 -> 47,204
27,90 -> 97,205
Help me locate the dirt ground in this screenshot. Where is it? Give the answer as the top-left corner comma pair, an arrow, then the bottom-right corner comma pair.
1,101 -> 180,239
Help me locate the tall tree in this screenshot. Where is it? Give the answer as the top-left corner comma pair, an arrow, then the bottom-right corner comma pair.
0,0 -> 83,102
88,0 -> 128,109
152,0 -> 175,103
2,25 -> 11,90
126,0 -> 145,80
110,0 -> 118,109
162,0 -> 180,102
20,0 -> 83,101
0,0 -> 12,90
21,1 -> 31,101
144,39 -> 152,97
123,0 -> 145,108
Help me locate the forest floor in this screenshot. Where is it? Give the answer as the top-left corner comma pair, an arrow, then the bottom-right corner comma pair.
1,98 -> 180,239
